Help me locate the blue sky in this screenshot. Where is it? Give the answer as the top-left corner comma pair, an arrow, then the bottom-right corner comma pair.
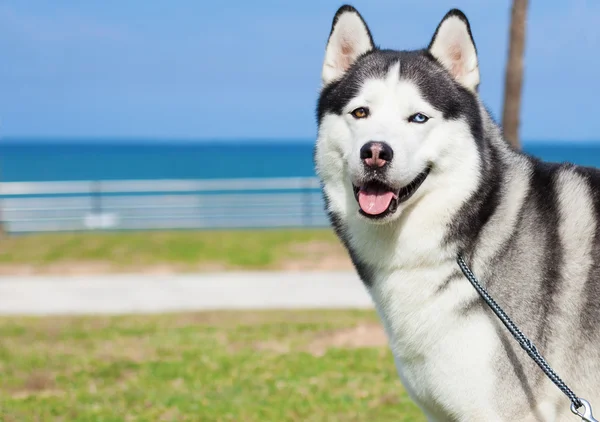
1,0 -> 599,142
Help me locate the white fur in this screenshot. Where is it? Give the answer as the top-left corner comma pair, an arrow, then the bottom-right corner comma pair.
322,10 -> 373,85
429,16 -> 480,91
315,63 -> 507,420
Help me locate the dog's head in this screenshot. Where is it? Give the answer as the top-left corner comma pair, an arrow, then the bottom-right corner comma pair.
315,6 -> 484,225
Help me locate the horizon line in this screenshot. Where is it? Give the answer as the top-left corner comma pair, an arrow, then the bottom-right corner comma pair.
1,137 -> 600,145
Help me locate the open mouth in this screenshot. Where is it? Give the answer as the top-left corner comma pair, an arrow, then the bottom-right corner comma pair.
352,166 -> 431,219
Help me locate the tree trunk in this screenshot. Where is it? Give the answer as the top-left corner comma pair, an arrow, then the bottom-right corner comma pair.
502,0 -> 529,149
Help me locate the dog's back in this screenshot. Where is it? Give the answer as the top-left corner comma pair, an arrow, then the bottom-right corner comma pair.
455,134 -> 600,420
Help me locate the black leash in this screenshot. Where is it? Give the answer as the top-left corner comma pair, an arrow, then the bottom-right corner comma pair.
457,255 -> 597,422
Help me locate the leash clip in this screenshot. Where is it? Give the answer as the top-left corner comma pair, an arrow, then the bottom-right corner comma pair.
571,398 -> 598,422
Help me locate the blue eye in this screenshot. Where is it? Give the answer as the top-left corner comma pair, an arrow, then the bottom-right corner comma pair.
409,113 -> 430,124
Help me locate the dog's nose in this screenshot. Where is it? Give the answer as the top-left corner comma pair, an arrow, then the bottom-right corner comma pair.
360,142 -> 393,168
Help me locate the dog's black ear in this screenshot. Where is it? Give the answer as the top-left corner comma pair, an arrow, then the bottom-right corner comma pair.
321,5 -> 374,85
428,9 -> 480,91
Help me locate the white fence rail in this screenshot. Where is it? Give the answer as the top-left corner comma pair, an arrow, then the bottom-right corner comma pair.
0,178 -> 329,233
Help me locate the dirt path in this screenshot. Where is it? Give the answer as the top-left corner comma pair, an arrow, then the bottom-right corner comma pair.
0,271 -> 370,315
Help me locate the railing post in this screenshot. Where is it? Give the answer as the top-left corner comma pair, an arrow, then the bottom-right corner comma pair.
302,178 -> 312,227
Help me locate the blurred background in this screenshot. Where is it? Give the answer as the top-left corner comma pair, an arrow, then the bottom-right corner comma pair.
0,1 -> 598,421
1,0 -> 600,235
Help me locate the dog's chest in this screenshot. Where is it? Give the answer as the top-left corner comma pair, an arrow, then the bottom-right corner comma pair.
367,266 -> 502,419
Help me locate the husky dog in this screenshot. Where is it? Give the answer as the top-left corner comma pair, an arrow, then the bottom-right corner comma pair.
314,5 -> 600,421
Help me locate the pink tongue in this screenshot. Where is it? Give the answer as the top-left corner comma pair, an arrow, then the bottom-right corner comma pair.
358,189 -> 395,215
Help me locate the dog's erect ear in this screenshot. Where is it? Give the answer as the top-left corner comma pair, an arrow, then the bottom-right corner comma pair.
428,9 -> 480,91
321,5 -> 374,85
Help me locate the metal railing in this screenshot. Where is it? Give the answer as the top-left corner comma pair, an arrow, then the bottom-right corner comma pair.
0,177 -> 329,233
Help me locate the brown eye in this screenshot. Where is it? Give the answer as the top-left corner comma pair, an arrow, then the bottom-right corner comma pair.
351,107 -> 369,119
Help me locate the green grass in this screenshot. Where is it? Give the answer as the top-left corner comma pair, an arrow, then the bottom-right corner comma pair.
0,229 -> 346,273
0,310 -> 425,421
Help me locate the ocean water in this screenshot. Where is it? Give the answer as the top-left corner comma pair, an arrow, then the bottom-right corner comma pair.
0,142 -> 316,182
1,140 -> 600,182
